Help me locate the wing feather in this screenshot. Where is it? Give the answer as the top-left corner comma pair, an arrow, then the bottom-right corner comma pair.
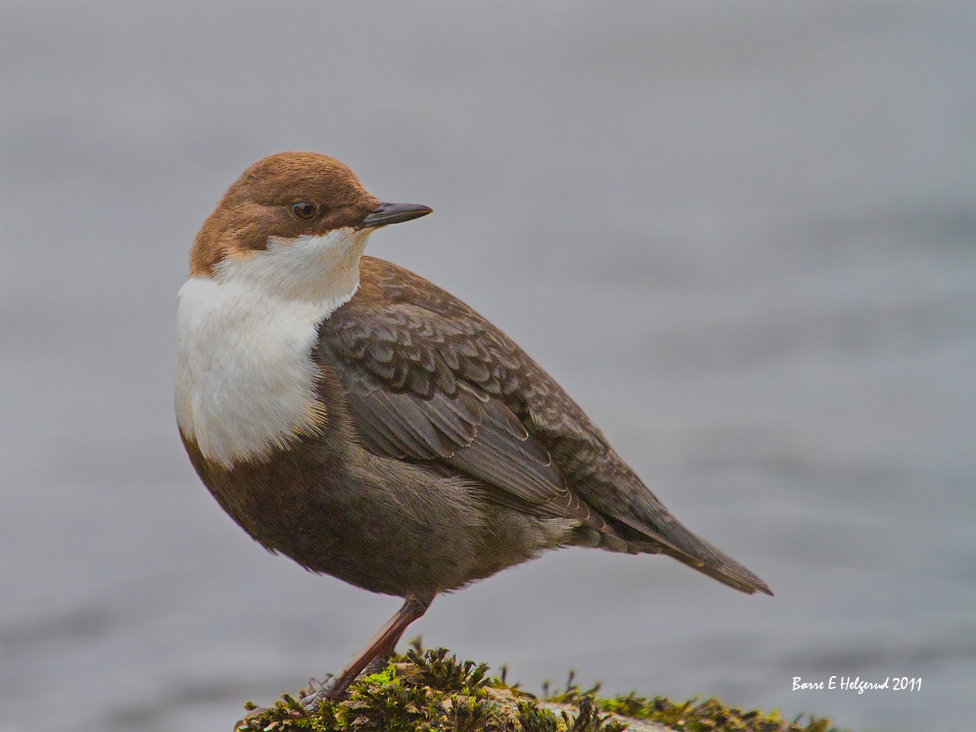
314,257 -> 771,595
321,307 -> 603,529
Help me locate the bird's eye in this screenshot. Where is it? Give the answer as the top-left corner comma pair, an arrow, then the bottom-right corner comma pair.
292,202 -> 317,220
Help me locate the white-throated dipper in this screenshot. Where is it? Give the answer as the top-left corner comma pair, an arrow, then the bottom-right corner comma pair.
175,151 -> 771,703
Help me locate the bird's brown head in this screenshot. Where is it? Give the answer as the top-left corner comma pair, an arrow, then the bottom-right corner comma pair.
190,152 -> 431,278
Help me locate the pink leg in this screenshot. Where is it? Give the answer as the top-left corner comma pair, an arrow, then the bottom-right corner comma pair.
303,594 -> 433,707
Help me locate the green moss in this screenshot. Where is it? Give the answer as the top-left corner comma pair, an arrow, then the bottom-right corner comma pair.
360,664 -> 398,687
543,670 -> 842,732
541,669 -> 843,732
594,695 -> 842,732
234,648 -> 845,732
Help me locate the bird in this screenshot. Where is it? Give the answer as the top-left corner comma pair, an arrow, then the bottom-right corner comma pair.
174,151 -> 771,703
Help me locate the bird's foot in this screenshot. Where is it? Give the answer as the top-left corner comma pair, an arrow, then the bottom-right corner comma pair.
300,650 -> 394,707
233,675 -> 336,730
299,673 -> 336,709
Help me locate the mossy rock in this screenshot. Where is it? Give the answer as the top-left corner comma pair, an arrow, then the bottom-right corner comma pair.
234,647 -> 844,732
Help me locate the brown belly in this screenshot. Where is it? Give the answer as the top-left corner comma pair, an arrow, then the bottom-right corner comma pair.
180,430 -> 569,597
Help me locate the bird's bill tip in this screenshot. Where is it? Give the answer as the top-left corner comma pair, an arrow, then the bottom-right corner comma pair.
361,202 -> 432,229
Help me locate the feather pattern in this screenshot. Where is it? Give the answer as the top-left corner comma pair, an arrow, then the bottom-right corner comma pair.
317,256 -> 771,595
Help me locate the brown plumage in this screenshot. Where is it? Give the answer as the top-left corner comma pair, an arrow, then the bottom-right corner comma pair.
175,152 -> 771,706
322,256 -> 770,592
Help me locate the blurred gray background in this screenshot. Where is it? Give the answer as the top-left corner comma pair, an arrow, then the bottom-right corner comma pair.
1,2 -> 973,731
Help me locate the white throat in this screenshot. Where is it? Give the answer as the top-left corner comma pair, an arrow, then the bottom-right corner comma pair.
174,227 -> 371,467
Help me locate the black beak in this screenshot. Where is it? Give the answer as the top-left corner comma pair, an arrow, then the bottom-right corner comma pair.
361,202 -> 432,228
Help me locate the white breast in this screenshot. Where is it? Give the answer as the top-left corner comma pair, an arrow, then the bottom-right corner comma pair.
174,228 -> 370,467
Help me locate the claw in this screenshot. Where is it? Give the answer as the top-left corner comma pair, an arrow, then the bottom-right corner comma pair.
300,674 -> 335,709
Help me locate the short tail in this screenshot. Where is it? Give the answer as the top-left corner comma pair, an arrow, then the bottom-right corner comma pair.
660,538 -> 773,595
616,511 -> 773,596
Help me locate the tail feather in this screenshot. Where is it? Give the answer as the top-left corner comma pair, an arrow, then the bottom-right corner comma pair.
615,511 -> 773,596
659,538 -> 773,595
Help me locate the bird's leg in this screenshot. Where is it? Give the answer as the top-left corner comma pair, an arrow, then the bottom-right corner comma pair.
301,594 -> 432,708
326,594 -> 432,698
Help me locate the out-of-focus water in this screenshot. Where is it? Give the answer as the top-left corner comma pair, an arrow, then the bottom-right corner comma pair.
1,3 -> 973,731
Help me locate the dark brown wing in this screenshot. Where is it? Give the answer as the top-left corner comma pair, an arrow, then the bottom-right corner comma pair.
320,290 -> 607,531
318,257 -> 771,595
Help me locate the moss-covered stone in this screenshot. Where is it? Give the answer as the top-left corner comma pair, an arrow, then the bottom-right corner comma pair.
234,648 -> 844,732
